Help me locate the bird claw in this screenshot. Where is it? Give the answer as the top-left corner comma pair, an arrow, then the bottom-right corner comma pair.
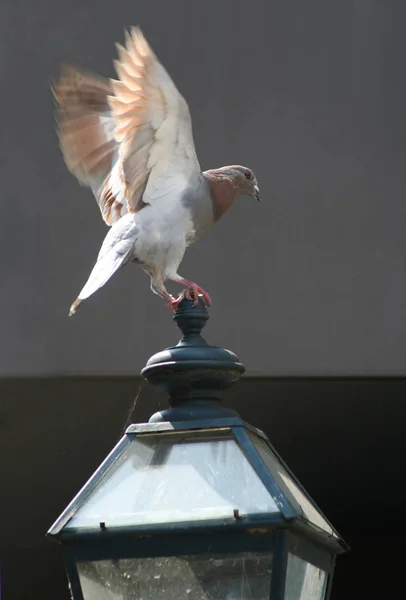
184,286 -> 211,307
166,295 -> 183,313
183,288 -> 194,303
164,282 -> 211,312
165,287 -> 211,312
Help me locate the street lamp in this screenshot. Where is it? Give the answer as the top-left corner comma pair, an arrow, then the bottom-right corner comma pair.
47,297 -> 347,599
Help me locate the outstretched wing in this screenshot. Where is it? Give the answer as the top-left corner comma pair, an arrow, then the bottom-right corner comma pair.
52,66 -> 127,225
109,26 -> 201,212
53,27 -> 201,226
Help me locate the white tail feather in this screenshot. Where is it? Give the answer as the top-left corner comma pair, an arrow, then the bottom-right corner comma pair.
69,215 -> 137,315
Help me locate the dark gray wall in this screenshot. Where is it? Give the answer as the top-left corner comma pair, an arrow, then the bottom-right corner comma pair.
1,0 -> 406,375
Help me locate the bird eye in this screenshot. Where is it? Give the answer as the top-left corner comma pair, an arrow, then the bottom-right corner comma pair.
244,170 -> 252,180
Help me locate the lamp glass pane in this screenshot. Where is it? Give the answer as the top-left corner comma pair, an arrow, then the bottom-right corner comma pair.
66,430 -> 279,529
284,553 -> 327,600
78,553 -> 273,600
248,432 -> 336,536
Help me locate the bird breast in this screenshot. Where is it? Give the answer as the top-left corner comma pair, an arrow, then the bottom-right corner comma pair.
132,197 -> 195,274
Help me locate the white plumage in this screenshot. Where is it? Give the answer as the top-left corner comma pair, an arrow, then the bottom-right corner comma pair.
53,26 -> 260,315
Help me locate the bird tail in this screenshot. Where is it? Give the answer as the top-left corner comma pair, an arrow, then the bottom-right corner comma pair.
69,221 -> 136,315
69,250 -> 131,316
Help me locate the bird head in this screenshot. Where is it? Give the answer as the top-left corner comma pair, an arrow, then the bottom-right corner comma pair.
216,165 -> 261,202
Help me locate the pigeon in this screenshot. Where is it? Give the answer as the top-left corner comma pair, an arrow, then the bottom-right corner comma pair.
52,27 -> 261,316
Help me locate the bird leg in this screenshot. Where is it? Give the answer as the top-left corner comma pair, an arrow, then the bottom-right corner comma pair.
150,281 -> 179,312
173,278 -> 212,307
159,291 -> 184,313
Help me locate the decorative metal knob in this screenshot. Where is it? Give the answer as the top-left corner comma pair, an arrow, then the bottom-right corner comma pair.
141,296 -> 245,422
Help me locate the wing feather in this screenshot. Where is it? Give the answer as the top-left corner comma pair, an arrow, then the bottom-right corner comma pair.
53,65 -> 127,225
53,27 -> 201,226
108,26 -> 201,212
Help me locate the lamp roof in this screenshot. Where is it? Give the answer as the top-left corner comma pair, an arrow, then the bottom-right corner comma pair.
48,419 -> 345,553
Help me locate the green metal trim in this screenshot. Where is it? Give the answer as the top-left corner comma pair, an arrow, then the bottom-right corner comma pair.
66,528 -> 276,562
232,426 -> 298,520
270,530 -> 288,600
47,435 -> 131,537
55,513 -> 285,542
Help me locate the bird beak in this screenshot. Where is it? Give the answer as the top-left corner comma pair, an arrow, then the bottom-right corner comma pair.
253,185 -> 261,202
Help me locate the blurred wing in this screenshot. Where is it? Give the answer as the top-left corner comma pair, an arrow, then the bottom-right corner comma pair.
108,27 -> 201,212
53,66 -> 127,225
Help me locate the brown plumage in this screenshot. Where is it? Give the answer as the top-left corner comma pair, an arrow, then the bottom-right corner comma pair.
53,65 -> 126,225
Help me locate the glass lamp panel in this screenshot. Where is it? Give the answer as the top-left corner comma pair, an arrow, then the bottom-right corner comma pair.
284,553 -> 327,600
78,553 -> 273,600
66,430 -> 279,529
247,432 -> 336,536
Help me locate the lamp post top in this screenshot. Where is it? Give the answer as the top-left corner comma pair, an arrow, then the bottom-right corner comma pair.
141,296 -> 245,423
47,294 -> 347,600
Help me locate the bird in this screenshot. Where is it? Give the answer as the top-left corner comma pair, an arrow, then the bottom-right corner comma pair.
52,27 -> 261,316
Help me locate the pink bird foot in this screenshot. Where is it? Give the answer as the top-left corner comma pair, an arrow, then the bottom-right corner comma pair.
157,290 -> 179,313
177,279 -> 211,307
167,295 -> 184,313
